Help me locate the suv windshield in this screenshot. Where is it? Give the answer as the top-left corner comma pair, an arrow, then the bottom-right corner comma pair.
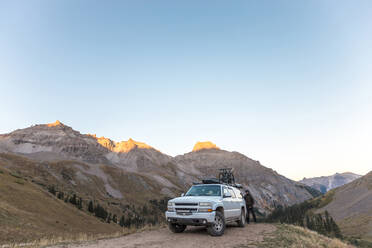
185,185 -> 221,196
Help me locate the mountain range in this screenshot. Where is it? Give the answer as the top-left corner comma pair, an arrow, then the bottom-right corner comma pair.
299,172 -> 361,193
0,121 -> 315,214
1,121 -> 371,245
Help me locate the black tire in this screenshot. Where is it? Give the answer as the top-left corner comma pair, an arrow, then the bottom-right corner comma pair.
168,223 -> 187,233
237,209 -> 246,227
207,211 -> 225,236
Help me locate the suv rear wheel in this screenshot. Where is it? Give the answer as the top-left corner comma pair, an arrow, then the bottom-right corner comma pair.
207,211 -> 225,236
168,223 -> 187,233
237,209 -> 246,227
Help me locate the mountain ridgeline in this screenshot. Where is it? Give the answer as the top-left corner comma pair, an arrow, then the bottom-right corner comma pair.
2,121 -> 371,246
0,121 -> 321,244
0,121 -> 314,214
299,172 -> 361,193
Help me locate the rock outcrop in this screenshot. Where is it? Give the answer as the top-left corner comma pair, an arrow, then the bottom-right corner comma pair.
192,141 -> 220,152
89,135 -> 153,153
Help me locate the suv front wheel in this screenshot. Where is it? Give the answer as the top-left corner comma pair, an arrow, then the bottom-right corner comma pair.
237,209 -> 246,227
207,211 -> 225,236
168,223 -> 187,233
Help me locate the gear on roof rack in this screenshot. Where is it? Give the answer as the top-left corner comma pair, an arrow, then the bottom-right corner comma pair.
194,168 -> 243,188
218,168 -> 235,185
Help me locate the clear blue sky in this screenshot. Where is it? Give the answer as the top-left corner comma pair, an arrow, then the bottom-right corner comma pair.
1,1 -> 371,180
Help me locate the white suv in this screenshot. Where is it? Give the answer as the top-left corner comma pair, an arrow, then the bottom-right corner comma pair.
165,184 -> 246,236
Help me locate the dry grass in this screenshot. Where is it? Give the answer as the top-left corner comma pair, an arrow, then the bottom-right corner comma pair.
0,153 -> 174,246
339,214 -> 372,241
313,172 -> 372,242
237,224 -> 354,248
0,165 -> 121,246
1,224 -> 164,248
0,152 -> 179,212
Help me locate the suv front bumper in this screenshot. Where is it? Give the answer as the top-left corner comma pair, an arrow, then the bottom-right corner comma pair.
165,211 -> 216,226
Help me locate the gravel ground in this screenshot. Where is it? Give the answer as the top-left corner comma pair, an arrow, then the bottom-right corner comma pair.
51,223 -> 276,248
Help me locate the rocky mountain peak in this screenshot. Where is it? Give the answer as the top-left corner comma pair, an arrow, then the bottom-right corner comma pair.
46,120 -> 64,127
114,138 -> 152,153
88,135 -> 116,151
192,141 -> 220,152
88,135 -> 153,153
43,120 -> 73,132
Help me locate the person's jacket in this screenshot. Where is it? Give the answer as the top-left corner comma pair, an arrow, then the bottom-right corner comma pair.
244,193 -> 254,208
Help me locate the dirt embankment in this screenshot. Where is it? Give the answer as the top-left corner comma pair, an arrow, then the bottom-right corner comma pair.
51,224 -> 275,248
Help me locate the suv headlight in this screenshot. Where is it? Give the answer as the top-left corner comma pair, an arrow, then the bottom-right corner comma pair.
199,202 -> 213,212
167,202 -> 174,212
199,202 -> 212,207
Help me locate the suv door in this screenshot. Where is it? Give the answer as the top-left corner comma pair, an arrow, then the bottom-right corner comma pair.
227,187 -> 240,218
233,188 -> 245,216
222,186 -> 233,218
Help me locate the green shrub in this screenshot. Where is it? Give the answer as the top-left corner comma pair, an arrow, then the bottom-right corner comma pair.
15,179 -> 24,185
10,172 -> 22,179
318,191 -> 335,208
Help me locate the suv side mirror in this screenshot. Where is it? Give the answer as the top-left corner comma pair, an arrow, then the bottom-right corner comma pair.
181,193 -> 185,197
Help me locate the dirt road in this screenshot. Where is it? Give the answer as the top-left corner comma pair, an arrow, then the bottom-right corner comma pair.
54,224 -> 276,248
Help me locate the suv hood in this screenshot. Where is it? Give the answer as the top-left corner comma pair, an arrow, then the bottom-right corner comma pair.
170,196 -> 222,203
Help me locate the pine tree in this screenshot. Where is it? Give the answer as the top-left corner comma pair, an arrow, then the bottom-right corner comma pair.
48,185 -> 56,195
142,205 -> 148,215
315,214 -> 326,235
263,198 -> 343,239
125,216 -> 132,228
94,204 -> 108,220
88,200 -> 94,213
78,197 -> 83,210
94,204 -> 102,218
305,215 -> 311,229
324,211 -> 331,233
119,216 -> 125,227
57,191 -> 64,200
330,217 -> 342,238
69,194 -> 77,205
107,213 -> 112,223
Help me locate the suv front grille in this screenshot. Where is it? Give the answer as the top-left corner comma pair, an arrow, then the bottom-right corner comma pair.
175,207 -> 197,215
175,203 -> 198,206
175,208 -> 197,211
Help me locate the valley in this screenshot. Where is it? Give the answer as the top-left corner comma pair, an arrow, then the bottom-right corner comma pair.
0,121 -> 370,247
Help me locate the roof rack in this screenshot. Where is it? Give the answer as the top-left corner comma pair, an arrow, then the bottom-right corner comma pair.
202,178 -> 220,184
193,168 -> 243,188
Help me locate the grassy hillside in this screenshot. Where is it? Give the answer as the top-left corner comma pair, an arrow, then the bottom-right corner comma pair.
316,171 -> 372,242
265,172 -> 372,247
0,165 -> 121,245
0,153 -> 175,222
247,224 -> 353,248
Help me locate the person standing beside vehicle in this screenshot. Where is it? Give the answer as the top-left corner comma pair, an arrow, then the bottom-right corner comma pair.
244,189 -> 257,223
